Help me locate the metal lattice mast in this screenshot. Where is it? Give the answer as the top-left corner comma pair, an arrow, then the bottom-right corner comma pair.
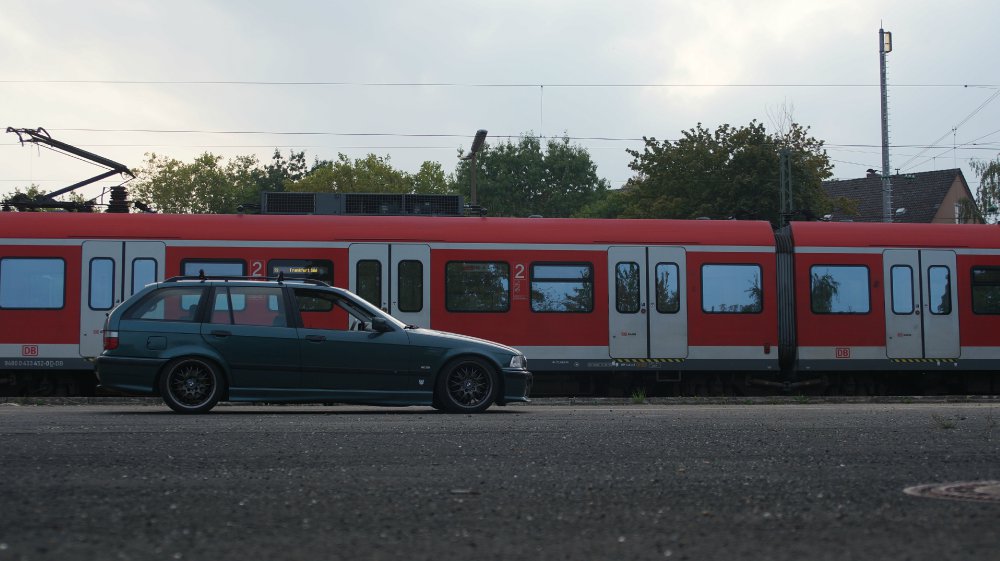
879,28 -> 893,222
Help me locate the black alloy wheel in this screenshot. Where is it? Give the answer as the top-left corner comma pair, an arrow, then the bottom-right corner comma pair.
436,357 -> 497,413
159,357 -> 223,414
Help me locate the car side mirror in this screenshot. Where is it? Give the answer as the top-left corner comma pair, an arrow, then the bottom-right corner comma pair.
371,317 -> 392,333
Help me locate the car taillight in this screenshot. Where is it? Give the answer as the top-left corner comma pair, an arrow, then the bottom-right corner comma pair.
103,331 -> 119,351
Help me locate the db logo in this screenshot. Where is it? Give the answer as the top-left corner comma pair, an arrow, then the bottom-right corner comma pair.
22,345 -> 39,357
835,347 -> 851,359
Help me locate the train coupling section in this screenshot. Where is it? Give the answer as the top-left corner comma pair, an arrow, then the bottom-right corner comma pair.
746,376 -> 826,392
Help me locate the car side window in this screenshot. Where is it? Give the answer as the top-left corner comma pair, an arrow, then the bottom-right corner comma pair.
210,286 -> 287,327
125,287 -> 205,322
294,288 -> 375,331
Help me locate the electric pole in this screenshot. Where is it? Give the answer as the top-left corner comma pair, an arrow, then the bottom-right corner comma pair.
879,27 -> 893,222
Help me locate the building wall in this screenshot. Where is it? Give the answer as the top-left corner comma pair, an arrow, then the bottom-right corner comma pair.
932,178 -> 977,224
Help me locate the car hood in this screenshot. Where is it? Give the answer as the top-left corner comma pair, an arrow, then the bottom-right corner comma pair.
405,327 -> 521,355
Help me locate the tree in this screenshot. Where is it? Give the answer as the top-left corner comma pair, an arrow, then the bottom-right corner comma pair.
598,120 -> 840,224
131,152 -> 263,214
259,150 -> 308,193
3,184 -> 94,211
969,158 -> 1000,223
453,134 -> 610,217
412,161 -> 451,194
289,153 -> 431,194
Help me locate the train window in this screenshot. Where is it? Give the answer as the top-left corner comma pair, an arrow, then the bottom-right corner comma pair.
890,266 -> 914,315
655,263 -> 680,314
397,260 -> 423,313
89,258 -> 115,311
446,261 -> 510,312
810,266 -> 869,314
132,258 -> 157,295
530,263 -> 593,313
972,267 -> 1000,314
928,266 -> 952,315
356,260 -> 382,307
0,258 -> 65,309
181,260 -> 246,277
124,286 -> 205,322
615,262 -> 641,313
268,259 -> 333,283
702,264 -> 762,313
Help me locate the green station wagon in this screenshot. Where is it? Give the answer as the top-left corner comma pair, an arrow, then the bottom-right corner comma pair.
97,276 -> 532,413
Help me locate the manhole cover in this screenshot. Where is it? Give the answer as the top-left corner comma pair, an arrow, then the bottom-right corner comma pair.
903,481 -> 1000,503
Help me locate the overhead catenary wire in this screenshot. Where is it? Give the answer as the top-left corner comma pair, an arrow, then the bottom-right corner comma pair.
3,79 -> 1000,89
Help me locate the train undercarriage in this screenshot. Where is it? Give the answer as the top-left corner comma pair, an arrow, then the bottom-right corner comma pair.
3,368 -> 998,399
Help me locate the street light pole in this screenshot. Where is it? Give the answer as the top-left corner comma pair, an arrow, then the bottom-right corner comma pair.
460,129 -> 488,206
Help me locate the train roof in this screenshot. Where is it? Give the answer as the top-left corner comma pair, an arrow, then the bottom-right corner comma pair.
0,212 -> 777,247
790,221 -> 1000,249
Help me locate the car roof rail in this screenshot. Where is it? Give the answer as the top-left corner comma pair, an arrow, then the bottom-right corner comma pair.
162,272 -> 333,287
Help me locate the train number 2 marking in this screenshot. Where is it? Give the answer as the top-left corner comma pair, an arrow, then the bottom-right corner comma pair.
513,263 -> 527,300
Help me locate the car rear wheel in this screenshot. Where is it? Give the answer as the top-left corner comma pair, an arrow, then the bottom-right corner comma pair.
160,358 -> 223,414
436,357 -> 497,413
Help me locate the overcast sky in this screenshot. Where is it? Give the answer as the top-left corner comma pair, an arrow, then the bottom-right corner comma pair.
3,0 -> 999,207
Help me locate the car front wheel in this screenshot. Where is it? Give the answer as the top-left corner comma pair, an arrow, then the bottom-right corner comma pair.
159,357 -> 223,414
436,357 -> 497,413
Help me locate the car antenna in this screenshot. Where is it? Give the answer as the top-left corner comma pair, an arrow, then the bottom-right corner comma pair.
277,271 -> 284,283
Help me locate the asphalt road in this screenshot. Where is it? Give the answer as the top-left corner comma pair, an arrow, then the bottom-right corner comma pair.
1,401 -> 998,561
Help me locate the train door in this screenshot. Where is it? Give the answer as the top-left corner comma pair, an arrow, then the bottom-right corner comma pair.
608,247 -> 687,359
349,243 -> 431,326
80,241 -> 165,357
883,249 -> 959,359
648,247 -> 688,358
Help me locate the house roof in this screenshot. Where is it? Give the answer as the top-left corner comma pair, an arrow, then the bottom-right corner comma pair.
821,168 -> 972,223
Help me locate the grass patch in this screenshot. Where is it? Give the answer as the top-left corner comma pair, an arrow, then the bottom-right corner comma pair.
931,413 -> 957,430
630,388 -> 647,404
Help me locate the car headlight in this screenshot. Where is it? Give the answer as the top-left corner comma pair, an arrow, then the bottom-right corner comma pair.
509,354 -> 527,370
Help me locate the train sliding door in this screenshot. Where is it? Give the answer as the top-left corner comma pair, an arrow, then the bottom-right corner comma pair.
608,246 -> 687,360
349,243 -> 431,327
883,249 -> 959,359
80,241 -> 165,357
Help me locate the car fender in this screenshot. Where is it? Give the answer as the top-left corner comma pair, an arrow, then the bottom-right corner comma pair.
153,346 -> 232,390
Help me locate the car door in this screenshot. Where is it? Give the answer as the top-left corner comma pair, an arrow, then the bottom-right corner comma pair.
201,285 -> 301,394
292,287 -> 417,397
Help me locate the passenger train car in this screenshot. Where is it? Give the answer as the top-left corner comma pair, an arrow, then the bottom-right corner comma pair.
1,212 -> 998,396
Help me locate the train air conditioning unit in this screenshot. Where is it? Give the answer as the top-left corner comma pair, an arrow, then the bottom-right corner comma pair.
259,192 -> 464,216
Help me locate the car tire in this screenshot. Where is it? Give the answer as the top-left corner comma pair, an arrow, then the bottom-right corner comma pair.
435,357 -> 497,413
159,357 -> 223,414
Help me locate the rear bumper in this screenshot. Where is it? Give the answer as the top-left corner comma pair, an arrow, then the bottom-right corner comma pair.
95,356 -> 167,395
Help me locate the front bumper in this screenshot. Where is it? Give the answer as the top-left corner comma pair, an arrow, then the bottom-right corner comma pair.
500,369 -> 532,404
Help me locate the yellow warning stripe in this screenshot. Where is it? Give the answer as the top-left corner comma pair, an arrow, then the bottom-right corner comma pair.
612,358 -> 686,364
891,358 -> 958,363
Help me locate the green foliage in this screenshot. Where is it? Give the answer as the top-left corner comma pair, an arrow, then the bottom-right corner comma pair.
5,183 -> 94,211
130,149 -> 452,214
970,158 -> 1000,223
288,154 -> 451,195
131,152 -> 265,214
260,149 -> 308,192
453,134 -> 610,217
597,121 -> 837,224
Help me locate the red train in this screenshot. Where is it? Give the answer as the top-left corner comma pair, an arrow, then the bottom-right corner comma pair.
1,212 -> 998,396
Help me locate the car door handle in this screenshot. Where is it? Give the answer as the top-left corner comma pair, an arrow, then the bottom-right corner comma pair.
305,335 -> 326,343
210,330 -> 231,338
